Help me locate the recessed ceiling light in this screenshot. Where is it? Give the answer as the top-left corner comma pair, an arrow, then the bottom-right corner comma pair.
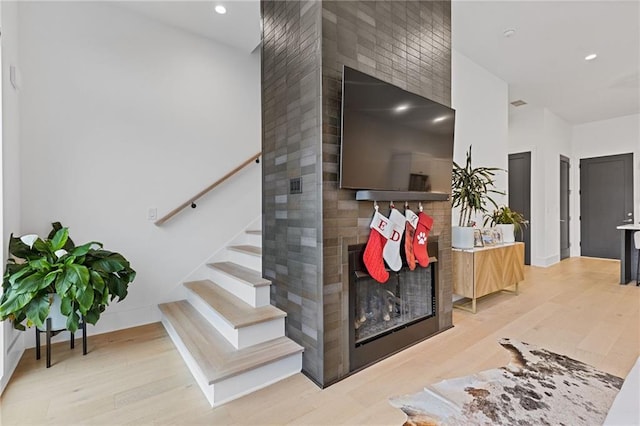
395,104 -> 410,113
510,100 -> 527,107
585,53 -> 597,61
214,5 -> 227,14
503,29 -> 516,38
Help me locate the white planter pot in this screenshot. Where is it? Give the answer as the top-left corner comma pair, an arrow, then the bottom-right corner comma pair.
46,294 -> 67,330
452,226 -> 475,249
497,224 -> 515,243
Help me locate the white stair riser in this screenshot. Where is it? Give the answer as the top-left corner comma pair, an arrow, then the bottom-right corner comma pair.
211,353 -> 302,407
161,315 -> 214,406
185,288 -> 284,349
225,249 -> 262,273
161,315 -> 302,409
237,319 -> 285,349
244,232 -> 262,247
207,267 -> 270,308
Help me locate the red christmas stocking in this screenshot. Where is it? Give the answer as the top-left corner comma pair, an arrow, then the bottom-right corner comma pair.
413,212 -> 434,267
363,210 -> 392,283
404,208 -> 419,270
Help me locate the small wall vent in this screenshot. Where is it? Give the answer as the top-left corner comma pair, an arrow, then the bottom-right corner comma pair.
290,177 -> 302,194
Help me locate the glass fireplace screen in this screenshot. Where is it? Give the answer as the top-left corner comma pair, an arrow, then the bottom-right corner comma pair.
353,265 -> 435,345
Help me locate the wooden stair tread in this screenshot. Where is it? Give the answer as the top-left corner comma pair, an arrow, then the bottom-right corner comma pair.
159,301 -> 303,384
245,230 -> 262,235
184,280 -> 284,328
208,261 -> 270,287
228,245 -> 262,256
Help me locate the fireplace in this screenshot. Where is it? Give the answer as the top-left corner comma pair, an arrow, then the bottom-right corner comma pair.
349,237 -> 440,372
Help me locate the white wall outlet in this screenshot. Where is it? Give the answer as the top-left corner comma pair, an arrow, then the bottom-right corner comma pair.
147,207 -> 157,221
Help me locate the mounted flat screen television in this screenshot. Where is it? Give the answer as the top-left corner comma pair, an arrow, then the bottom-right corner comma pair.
340,66 -> 455,194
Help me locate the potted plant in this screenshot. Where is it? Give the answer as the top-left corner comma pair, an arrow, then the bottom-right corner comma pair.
451,146 -> 504,248
0,222 -> 136,333
484,205 -> 528,243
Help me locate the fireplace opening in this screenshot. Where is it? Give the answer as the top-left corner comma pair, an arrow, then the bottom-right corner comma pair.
349,237 -> 440,372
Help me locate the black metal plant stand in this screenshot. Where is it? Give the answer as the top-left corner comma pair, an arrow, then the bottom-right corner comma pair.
35,317 -> 87,368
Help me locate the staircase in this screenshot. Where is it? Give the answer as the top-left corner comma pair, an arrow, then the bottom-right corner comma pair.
158,227 -> 303,407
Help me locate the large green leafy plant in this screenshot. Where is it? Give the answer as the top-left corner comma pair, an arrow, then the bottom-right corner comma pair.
0,222 -> 136,332
452,146 -> 505,227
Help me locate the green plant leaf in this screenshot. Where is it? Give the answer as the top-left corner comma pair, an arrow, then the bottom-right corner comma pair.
8,266 -> 33,286
33,238 -> 50,255
0,293 -> 33,318
8,234 -> 37,260
66,311 -> 80,333
29,258 -> 51,272
90,271 -> 105,294
68,264 -> 90,287
44,270 -> 60,285
48,222 -> 76,250
84,307 -> 100,325
13,271 -> 48,295
55,268 -> 75,295
71,242 -> 101,257
50,228 -> 69,251
60,296 -> 73,316
77,286 -> 94,313
89,257 -> 126,273
25,294 -> 51,329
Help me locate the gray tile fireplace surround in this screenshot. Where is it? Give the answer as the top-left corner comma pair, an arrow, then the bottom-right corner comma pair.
262,0 -> 453,387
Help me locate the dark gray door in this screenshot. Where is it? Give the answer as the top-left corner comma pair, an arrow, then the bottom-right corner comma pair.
560,156 -> 570,260
508,152 -> 531,265
580,153 -> 634,259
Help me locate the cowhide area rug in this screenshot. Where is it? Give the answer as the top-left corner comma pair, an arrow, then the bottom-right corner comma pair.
389,338 -> 623,426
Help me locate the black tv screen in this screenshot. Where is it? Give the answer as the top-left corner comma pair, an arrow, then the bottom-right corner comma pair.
340,66 -> 455,193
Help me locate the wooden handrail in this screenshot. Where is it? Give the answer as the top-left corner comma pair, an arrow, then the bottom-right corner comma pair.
154,151 -> 262,226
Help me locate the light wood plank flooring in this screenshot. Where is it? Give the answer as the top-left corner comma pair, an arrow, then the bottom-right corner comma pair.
2,257 -> 639,425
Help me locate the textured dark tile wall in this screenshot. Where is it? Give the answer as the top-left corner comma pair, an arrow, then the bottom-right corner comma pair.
321,0 -> 452,385
262,0 -> 325,384
262,0 -> 452,387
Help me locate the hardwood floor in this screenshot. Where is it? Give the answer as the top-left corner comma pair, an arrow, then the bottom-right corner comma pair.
2,257 -> 638,425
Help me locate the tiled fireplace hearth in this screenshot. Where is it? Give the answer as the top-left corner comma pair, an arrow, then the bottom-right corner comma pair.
262,0 -> 453,387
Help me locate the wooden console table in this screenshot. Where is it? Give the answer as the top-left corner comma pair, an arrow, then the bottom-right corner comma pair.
453,242 -> 525,313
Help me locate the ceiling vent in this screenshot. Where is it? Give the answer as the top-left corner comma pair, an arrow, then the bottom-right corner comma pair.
510,100 -> 527,107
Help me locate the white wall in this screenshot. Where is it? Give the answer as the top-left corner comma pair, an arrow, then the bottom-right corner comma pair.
542,110 -> 572,263
508,105 -> 543,264
451,50 -> 509,226
571,113 -> 640,256
16,2 -> 261,345
508,106 -> 572,266
1,0 -> 24,394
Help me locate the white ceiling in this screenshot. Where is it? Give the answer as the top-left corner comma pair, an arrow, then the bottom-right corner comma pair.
116,1 -> 261,53
115,0 -> 639,125
452,0 -> 640,124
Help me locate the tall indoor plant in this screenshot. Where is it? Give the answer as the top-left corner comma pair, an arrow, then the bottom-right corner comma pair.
0,222 -> 136,332
451,146 -> 504,248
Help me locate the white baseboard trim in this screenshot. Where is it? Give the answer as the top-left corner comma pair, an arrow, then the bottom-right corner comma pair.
532,255 -> 560,268
1,332 -> 24,395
